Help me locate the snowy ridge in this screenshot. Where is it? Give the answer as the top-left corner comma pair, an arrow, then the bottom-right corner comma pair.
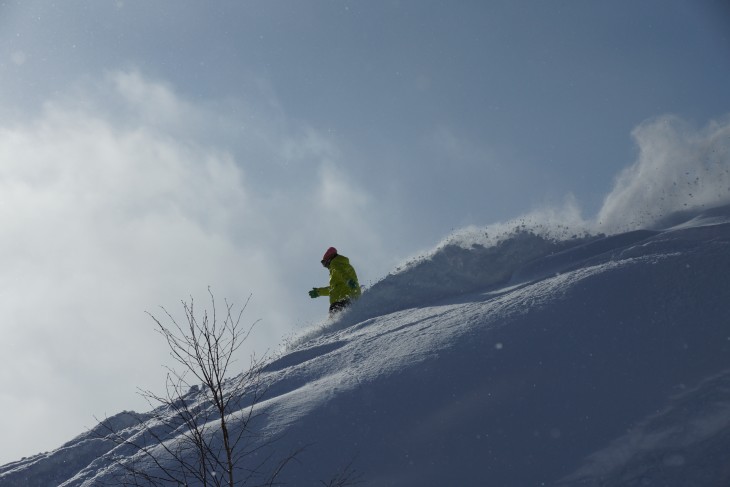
299,209 -> 674,343
2,204 -> 730,486
298,222 -> 600,344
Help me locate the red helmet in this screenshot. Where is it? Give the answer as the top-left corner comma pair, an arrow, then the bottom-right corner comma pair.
321,247 -> 338,266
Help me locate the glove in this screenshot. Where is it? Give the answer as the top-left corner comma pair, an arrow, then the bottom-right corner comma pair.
309,288 -> 319,298
347,279 -> 358,290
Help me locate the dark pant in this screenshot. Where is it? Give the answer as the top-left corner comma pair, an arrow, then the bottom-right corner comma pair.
329,298 -> 352,315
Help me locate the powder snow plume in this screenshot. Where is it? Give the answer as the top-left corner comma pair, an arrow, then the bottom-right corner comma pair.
597,114 -> 730,232
295,114 -> 730,343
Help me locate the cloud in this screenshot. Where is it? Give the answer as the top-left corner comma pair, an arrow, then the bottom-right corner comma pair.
0,69 -> 386,463
0,80 -> 257,461
597,115 -> 730,232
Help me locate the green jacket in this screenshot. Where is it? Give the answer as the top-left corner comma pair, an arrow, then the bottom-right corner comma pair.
316,255 -> 361,305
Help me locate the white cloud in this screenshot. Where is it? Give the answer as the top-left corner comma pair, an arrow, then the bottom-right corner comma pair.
111,70 -> 202,132
0,69 -> 387,463
0,92 -> 259,460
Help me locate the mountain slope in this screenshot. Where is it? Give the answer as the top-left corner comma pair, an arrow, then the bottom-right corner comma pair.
2,205 -> 730,486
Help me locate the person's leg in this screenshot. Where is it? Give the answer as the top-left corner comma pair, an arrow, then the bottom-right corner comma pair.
328,298 -> 352,316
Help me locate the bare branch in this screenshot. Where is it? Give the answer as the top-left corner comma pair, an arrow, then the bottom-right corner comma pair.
87,289 -> 356,486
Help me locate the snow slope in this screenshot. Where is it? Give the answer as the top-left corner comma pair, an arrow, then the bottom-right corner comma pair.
2,204 -> 730,486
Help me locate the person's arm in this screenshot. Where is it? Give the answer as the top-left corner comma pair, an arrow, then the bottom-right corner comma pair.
309,286 -> 330,298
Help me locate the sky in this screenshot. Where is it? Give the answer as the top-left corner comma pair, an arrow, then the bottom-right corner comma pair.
0,0 -> 728,465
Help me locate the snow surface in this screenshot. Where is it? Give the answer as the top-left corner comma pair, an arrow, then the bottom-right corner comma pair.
2,204 -> 730,486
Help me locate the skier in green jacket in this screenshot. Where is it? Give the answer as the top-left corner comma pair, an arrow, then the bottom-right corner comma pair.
309,247 -> 361,315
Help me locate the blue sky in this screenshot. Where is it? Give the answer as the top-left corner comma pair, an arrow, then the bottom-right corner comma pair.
0,0 -> 728,464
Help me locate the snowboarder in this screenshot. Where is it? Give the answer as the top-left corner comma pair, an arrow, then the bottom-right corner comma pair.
309,247 -> 361,315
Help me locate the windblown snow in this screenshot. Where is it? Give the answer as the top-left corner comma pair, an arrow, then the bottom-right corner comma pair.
2,115 -> 730,486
